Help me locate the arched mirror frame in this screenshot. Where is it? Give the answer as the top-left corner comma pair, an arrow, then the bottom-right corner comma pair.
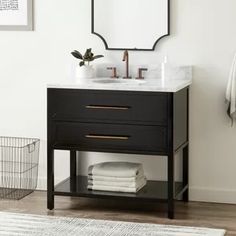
91,0 -> 170,51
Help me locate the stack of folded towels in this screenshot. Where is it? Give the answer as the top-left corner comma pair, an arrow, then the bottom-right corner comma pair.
87,162 -> 147,193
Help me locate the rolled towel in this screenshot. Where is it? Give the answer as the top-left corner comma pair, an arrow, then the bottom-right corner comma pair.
88,162 -> 144,178
88,177 -> 147,193
88,172 -> 144,183
88,176 -> 147,188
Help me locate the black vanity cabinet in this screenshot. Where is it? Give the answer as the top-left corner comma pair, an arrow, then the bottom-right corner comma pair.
47,87 -> 189,219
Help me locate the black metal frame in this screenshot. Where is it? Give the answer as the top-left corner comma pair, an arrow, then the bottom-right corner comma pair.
91,0 -> 170,51
47,146 -> 189,219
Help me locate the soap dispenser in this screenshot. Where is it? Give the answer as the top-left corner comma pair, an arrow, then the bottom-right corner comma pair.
161,56 -> 170,82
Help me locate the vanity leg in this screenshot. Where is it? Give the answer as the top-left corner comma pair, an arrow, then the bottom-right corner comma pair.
70,150 -> 77,192
183,145 -> 189,202
168,153 -> 175,219
70,150 -> 77,178
47,148 -> 54,210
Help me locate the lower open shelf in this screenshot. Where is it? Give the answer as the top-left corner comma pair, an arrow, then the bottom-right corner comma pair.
54,175 -> 187,202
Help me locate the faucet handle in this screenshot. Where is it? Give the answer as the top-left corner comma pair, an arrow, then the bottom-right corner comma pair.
136,68 -> 148,80
107,67 -> 119,78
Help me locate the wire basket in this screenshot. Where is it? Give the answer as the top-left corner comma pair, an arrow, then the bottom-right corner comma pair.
0,136 -> 40,200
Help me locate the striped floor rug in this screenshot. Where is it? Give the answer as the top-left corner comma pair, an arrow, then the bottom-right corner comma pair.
0,212 -> 225,236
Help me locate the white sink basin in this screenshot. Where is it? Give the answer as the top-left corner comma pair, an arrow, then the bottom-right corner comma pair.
92,78 -> 146,85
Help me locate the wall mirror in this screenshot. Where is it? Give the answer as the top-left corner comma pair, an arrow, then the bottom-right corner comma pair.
92,0 -> 169,51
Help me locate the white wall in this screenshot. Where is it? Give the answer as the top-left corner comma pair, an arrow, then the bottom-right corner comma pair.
0,0 -> 236,204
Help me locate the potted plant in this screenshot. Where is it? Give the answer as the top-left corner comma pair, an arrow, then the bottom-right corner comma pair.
71,48 -> 104,81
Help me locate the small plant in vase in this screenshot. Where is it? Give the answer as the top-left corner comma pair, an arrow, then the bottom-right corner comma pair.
71,48 -> 104,81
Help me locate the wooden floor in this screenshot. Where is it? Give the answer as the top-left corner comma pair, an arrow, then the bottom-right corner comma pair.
0,191 -> 235,235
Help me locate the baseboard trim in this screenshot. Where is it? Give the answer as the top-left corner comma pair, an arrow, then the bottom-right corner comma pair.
37,177 -> 47,190
36,177 -> 62,191
37,178 -> 236,204
190,186 -> 236,204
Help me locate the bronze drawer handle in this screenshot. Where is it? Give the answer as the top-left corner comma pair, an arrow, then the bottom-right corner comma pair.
85,134 -> 129,140
85,105 -> 130,110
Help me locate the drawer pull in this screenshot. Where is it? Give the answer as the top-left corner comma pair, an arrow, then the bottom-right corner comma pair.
85,134 -> 129,140
85,105 -> 130,110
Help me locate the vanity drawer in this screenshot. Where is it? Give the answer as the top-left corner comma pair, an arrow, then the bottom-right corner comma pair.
53,122 -> 167,153
48,89 -> 168,125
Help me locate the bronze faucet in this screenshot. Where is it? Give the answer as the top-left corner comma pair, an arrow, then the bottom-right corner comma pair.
136,68 -> 148,80
107,67 -> 119,78
122,50 -> 131,79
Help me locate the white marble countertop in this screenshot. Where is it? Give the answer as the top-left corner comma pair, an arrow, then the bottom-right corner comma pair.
48,78 -> 192,93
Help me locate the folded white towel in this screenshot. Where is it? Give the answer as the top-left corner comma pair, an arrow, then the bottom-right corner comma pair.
88,162 -> 144,178
88,172 -> 144,183
88,178 -> 147,193
226,53 -> 236,124
88,176 -> 146,188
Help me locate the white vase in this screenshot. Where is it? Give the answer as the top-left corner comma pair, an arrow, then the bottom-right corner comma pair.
75,65 -> 95,83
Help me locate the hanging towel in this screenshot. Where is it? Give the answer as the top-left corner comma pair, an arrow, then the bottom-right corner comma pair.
88,162 -> 144,178
226,53 -> 236,124
88,177 -> 147,193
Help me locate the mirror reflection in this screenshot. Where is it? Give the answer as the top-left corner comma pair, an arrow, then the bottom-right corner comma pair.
92,0 -> 169,51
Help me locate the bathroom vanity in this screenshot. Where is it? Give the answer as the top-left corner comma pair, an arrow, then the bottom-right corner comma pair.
47,78 -> 191,219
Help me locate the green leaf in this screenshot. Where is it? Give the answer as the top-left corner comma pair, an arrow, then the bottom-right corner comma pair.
87,48 -> 92,53
83,48 -> 93,61
92,55 -> 104,60
71,50 -> 83,60
79,61 -> 85,66
79,48 -> 104,63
